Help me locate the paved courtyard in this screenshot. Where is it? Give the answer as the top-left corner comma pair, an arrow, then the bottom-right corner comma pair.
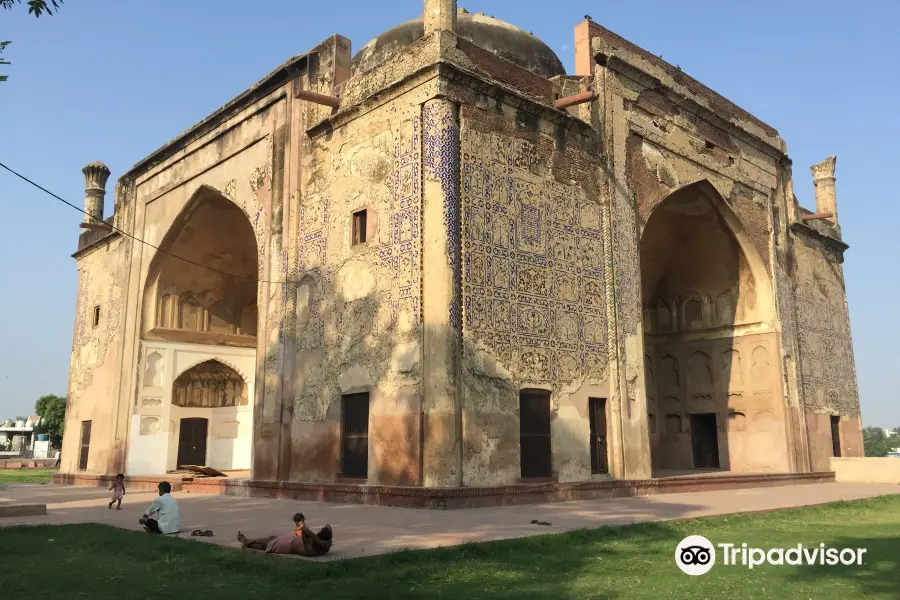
2,482 -> 898,561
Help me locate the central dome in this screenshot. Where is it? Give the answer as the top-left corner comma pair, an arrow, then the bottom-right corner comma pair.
352,9 -> 566,79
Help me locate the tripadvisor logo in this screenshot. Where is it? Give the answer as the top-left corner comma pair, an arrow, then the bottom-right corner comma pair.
675,535 -> 867,575
676,535 -> 716,576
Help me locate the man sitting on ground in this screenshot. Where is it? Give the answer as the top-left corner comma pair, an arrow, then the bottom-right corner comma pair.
138,481 -> 181,535
238,515 -> 333,557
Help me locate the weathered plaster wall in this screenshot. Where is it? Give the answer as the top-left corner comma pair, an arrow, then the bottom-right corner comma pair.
793,230 -> 864,465
458,102 -> 611,485
61,238 -> 128,474
287,81 -> 440,486
770,162 -> 810,472
792,234 -> 861,418
806,413 -> 864,471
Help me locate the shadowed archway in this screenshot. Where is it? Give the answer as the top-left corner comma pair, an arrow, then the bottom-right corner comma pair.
640,180 -> 784,474
141,186 -> 259,347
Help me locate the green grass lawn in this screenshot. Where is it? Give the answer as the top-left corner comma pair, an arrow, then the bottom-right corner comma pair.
1,495 -> 899,599
0,467 -> 56,484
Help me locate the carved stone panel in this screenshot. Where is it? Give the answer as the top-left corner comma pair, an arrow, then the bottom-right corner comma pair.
172,360 -> 247,408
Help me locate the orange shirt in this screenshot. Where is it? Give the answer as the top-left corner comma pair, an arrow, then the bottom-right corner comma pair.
293,524 -> 305,536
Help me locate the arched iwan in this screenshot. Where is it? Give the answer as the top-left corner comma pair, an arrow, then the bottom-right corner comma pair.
641,178 -> 787,475
140,185 -> 259,346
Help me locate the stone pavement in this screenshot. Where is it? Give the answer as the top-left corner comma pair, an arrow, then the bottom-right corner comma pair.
1,482 -> 898,561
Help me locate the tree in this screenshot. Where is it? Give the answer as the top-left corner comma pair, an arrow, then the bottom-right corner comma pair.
1,0 -> 63,82
863,426 -> 894,457
887,428 -> 900,453
34,394 -> 66,445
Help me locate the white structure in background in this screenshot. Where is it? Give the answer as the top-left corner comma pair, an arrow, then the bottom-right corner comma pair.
0,416 -> 41,457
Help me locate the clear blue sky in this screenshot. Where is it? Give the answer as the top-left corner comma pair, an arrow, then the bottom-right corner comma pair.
1,1 -> 897,426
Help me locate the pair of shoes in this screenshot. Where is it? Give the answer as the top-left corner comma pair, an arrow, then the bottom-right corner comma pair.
530,519 -> 552,526
191,529 -> 214,537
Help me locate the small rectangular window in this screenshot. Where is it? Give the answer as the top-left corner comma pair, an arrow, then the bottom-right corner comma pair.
92,305 -> 101,328
352,209 -> 367,246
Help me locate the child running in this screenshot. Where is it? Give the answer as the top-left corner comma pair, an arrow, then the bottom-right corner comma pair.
108,473 -> 126,510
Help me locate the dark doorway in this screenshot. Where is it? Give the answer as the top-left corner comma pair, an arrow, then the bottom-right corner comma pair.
341,393 -> 369,478
831,415 -> 842,457
78,420 -> 92,471
589,397 -> 608,474
520,389 -> 552,479
176,418 -> 208,467
690,413 -> 720,469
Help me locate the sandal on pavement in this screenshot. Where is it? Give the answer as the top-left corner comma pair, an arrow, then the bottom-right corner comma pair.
191,530 -> 214,537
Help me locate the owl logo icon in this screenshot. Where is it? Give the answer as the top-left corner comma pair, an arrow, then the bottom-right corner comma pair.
675,535 -> 716,575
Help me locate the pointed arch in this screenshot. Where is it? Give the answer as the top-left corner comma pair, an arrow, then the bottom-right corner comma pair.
175,355 -> 250,384
172,358 -> 248,408
641,178 -> 784,473
639,179 -> 773,326
140,185 -> 259,345
146,184 -> 257,281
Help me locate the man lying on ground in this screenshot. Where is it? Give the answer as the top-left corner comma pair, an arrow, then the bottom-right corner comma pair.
238,516 -> 333,557
138,481 -> 181,534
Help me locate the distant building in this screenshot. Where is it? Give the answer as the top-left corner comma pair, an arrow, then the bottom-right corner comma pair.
0,417 -> 39,457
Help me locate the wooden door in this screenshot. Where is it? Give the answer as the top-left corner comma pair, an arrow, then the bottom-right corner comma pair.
341,393 -> 369,478
589,398 -> 609,474
78,420 -> 92,471
831,415 -> 842,457
520,390 -> 552,479
177,418 -> 208,467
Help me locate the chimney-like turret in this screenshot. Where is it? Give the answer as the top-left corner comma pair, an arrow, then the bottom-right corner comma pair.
82,161 -> 111,224
810,156 -> 837,224
424,0 -> 457,34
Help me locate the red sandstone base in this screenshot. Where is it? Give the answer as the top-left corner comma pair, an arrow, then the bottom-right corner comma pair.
52,471 -> 835,509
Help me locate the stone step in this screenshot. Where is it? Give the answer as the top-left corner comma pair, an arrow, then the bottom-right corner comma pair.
0,503 -> 47,518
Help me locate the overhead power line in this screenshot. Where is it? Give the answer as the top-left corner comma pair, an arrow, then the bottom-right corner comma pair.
0,161 -> 294,285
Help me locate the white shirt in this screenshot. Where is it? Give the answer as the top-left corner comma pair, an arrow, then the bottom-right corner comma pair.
142,493 -> 181,534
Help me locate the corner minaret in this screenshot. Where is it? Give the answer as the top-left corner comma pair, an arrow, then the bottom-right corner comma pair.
424,0 -> 457,34
81,161 -> 111,224
810,156 -> 838,224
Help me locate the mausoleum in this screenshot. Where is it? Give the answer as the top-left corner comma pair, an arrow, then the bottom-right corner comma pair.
58,0 -> 864,503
